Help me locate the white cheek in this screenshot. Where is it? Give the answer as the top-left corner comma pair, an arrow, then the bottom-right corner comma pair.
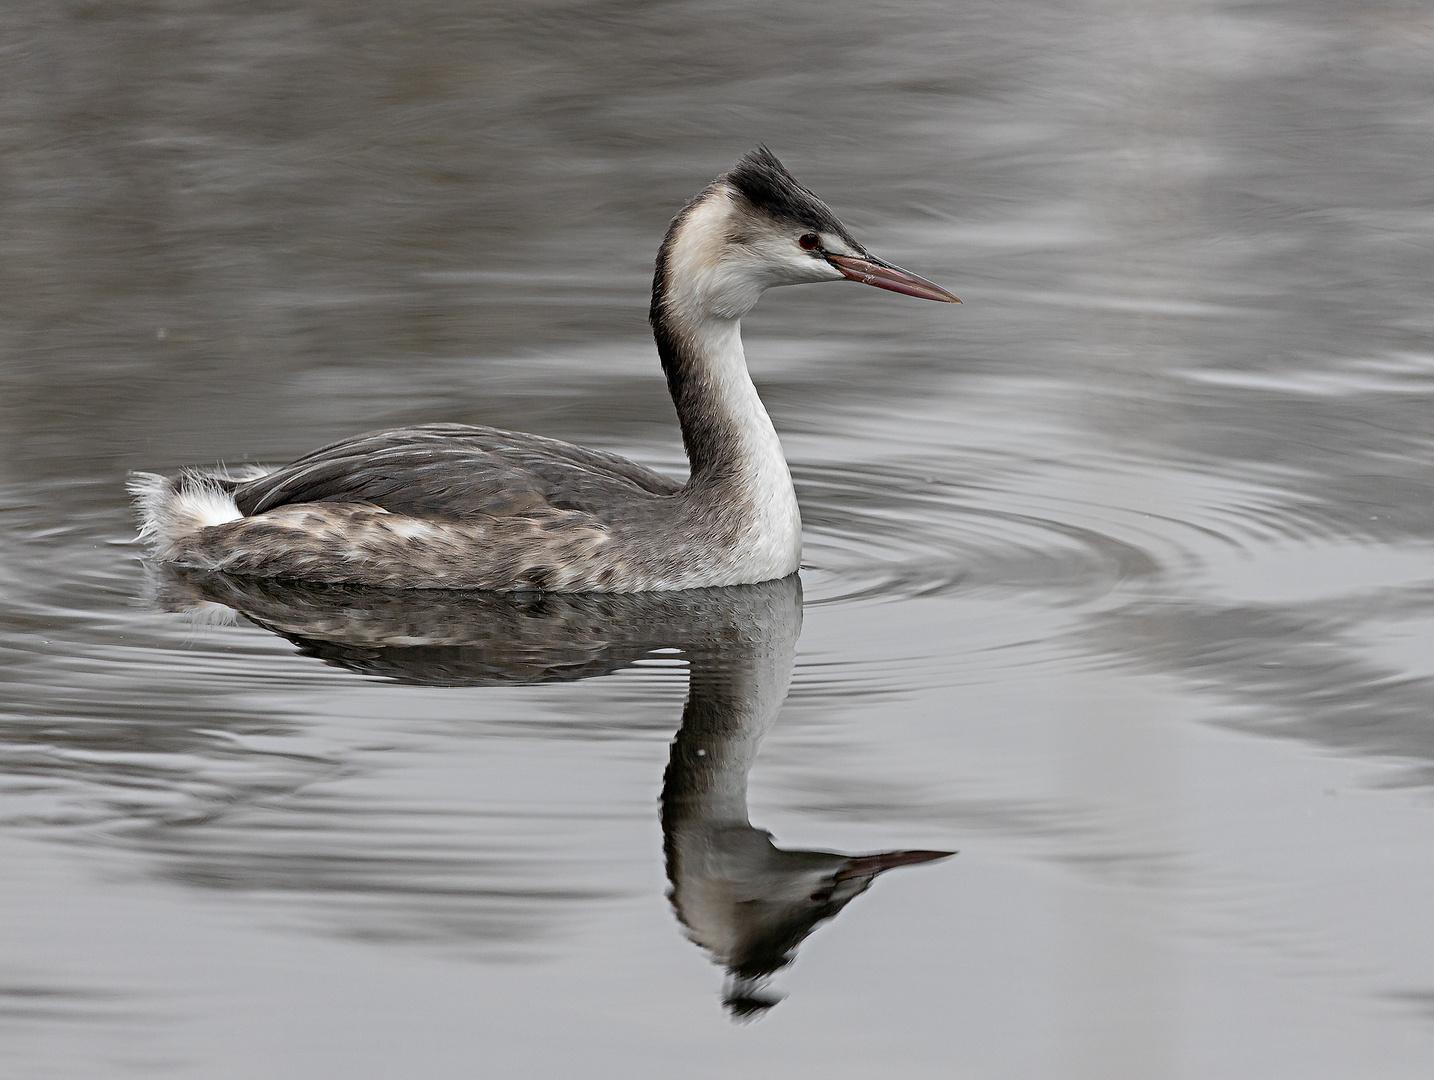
765,249 -> 844,287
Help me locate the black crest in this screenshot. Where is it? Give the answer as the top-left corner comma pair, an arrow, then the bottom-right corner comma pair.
726,146 -> 858,246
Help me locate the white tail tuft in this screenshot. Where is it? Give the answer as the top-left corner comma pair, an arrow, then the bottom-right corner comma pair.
127,468 -> 264,561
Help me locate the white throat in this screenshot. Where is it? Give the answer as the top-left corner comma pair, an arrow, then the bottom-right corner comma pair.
681,316 -> 801,579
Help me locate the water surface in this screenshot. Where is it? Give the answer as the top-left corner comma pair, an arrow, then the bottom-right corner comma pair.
3,1 -> 1434,1077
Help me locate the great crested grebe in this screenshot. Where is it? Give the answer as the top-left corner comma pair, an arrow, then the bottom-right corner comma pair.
130,147 -> 958,591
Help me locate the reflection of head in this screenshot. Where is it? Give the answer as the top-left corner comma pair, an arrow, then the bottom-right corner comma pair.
716,849 -> 949,1020
666,820 -> 952,1020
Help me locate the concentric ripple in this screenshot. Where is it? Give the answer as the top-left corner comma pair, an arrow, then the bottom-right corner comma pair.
797,460 -> 1166,606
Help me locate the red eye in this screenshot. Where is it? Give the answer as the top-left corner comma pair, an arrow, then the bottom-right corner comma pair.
798,233 -> 821,251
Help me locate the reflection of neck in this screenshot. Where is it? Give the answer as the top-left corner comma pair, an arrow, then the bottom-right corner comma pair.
660,609 -> 797,833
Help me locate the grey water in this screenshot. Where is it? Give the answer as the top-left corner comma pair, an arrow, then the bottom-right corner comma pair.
3,1 -> 1433,1076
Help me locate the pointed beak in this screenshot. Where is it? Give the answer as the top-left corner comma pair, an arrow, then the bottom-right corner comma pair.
835,849 -> 956,882
826,254 -> 960,303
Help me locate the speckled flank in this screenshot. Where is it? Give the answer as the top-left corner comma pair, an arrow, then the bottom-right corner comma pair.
165,487 -> 781,591
186,503 -> 610,590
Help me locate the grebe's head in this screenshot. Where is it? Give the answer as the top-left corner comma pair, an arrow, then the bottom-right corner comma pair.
653,146 -> 959,326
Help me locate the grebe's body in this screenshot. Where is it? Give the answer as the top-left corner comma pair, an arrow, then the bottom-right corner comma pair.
130,148 -> 957,591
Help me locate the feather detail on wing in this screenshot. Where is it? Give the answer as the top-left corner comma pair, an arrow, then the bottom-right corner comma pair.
233,424 -> 682,520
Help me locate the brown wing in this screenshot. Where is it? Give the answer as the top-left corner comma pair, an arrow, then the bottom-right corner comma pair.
233,424 -> 681,520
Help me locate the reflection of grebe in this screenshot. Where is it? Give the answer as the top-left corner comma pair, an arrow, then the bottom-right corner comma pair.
156,568 -> 953,1017
131,148 -> 957,591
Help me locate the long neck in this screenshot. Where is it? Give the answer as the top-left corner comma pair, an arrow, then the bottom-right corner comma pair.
653,312 -> 785,483
648,190 -> 803,581
650,186 -> 792,486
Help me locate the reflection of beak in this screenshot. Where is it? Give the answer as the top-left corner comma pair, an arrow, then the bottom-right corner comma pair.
826,254 -> 961,303
835,849 -> 956,882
